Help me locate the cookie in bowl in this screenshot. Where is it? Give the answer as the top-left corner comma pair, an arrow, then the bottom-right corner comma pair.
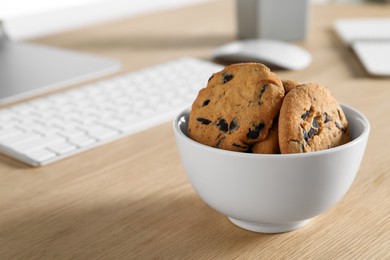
188,63 -> 285,153
278,83 -> 350,154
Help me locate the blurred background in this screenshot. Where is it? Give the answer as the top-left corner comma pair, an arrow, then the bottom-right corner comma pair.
1,0 -> 388,41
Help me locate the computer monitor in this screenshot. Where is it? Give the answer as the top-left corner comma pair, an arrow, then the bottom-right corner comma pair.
0,0 -> 207,105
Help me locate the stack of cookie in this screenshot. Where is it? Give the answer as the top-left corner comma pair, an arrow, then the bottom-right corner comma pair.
188,63 -> 350,154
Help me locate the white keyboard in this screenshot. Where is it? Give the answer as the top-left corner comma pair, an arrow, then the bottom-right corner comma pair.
334,18 -> 390,76
0,57 -> 223,166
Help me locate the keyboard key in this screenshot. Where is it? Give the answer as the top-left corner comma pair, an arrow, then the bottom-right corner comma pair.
68,135 -> 97,148
0,128 -> 25,141
25,148 -> 57,163
8,135 -> 66,153
86,127 -> 120,141
1,132 -> 42,146
48,142 -> 77,155
57,128 -> 85,138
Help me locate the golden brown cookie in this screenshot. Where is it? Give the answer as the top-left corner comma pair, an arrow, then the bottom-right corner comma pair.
278,83 -> 350,154
188,63 -> 285,152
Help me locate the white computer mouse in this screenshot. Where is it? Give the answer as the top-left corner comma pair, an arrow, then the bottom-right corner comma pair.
212,39 -> 312,70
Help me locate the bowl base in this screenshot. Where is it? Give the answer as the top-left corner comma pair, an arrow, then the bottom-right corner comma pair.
228,217 -> 309,233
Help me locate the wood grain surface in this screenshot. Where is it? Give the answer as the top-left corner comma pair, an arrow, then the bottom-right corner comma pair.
0,1 -> 389,259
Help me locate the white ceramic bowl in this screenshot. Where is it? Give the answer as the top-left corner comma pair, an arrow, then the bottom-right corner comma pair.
173,104 -> 370,233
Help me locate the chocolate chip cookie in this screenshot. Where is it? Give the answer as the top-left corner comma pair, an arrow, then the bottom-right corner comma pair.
188,63 -> 285,152
278,83 -> 350,154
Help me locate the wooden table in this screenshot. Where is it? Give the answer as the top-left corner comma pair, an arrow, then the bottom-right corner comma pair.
1,1 -> 389,259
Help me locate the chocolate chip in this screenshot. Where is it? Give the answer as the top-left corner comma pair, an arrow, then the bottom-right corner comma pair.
258,84 -> 269,103
247,123 -> 265,139
324,112 -> 332,123
335,122 -> 347,133
301,110 -> 310,120
202,99 -> 210,106
208,74 -> 215,82
229,118 -> 239,132
303,126 -> 318,140
302,128 -> 309,142
308,128 -> 318,138
217,118 -> 228,133
222,73 -> 234,84
247,129 -> 258,139
255,123 -> 265,132
301,143 -> 305,152
197,118 -> 211,125
312,118 -> 319,128
260,84 -> 269,94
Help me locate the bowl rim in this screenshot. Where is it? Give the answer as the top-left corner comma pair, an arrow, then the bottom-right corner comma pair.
173,103 -> 370,159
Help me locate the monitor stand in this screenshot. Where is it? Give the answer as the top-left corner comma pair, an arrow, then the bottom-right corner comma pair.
0,22 -> 121,105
